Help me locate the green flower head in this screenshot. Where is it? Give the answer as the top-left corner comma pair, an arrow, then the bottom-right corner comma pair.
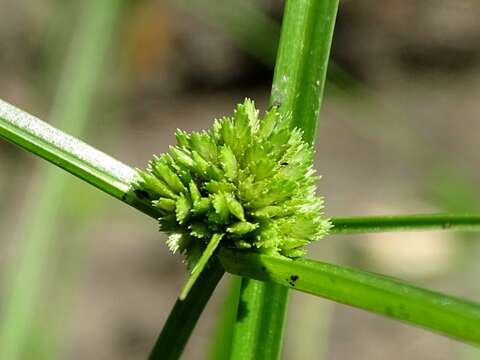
135,99 -> 330,298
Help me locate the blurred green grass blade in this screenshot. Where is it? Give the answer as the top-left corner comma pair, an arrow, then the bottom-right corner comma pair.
177,0 -> 279,67
0,0 -> 124,359
219,248 -> 480,346
229,1 -> 339,359
207,276 -> 241,360
331,214 -> 480,234
148,258 -> 224,360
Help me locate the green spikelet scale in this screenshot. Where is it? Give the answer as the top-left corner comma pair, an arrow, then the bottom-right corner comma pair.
134,99 -> 330,298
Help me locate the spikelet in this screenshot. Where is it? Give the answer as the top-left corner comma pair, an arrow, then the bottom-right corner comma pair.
134,99 -> 330,297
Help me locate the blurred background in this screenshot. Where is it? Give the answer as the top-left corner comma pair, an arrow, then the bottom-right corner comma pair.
0,0 -> 480,359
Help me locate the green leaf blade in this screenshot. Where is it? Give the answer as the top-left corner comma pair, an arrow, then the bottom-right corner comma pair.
220,249 -> 480,346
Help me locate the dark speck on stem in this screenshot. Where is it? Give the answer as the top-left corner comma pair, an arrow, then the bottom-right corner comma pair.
133,189 -> 150,200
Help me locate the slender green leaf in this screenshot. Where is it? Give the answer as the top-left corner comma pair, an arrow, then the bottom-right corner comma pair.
148,258 -> 224,360
0,99 -> 158,218
180,233 -> 223,300
219,248 -> 480,346
331,214 -> 480,234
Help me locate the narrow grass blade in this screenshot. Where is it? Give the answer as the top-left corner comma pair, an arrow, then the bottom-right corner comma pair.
0,98 -> 159,219
0,99 -> 134,198
219,248 -> 480,346
0,1 -> 123,359
331,214 -> 480,234
180,233 -> 223,300
148,258 -> 224,360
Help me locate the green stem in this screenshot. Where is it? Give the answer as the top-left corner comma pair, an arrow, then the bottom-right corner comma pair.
230,280 -> 289,360
330,214 -> 480,234
148,258 -> 224,360
219,248 -> 480,346
271,0 -> 339,143
229,1 -> 340,359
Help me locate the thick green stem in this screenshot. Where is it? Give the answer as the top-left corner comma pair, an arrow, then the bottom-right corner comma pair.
229,1 -> 339,359
271,0 -> 339,143
219,248 -> 480,346
331,214 -> 480,234
230,280 -> 289,360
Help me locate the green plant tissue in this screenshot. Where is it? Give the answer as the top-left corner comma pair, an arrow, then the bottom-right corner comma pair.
135,99 -> 330,269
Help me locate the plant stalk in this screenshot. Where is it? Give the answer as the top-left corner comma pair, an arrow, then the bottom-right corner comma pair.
229,0 -> 339,359
331,214 -> 480,234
